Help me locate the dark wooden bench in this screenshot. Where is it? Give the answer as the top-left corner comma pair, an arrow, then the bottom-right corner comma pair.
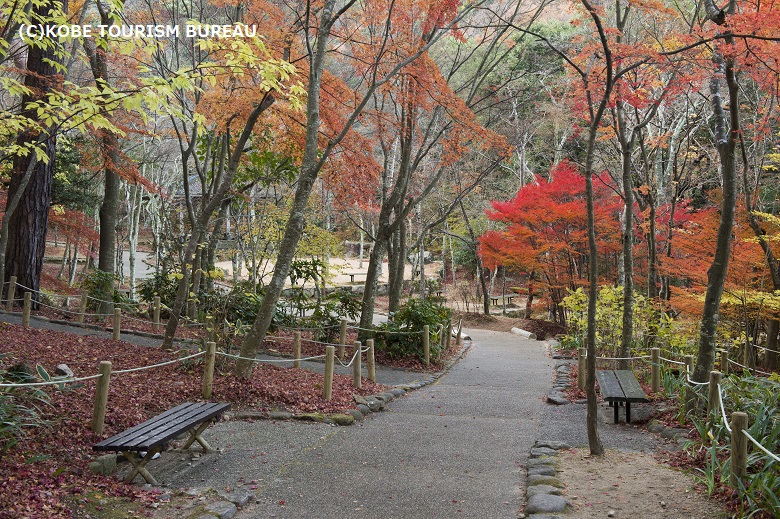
596,370 -> 648,424
346,272 -> 366,283
490,295 -> 515,306
93,402 -> 230,485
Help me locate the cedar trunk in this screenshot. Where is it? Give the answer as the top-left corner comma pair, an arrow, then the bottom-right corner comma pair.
3,4 -> 63,307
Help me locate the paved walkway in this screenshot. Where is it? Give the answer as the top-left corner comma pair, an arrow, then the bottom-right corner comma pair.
150,329 -> 553,518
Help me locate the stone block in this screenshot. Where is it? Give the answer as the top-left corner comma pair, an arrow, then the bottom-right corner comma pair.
204,501 -> 237,519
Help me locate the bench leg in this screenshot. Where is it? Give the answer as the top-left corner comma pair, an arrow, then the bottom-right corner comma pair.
123,449 -> 160,485
181,420 -> 216,452
613,402 -> 619,424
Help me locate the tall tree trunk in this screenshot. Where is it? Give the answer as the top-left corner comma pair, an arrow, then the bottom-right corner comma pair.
692,47 -> 739,384
358,237 -> 388,335
3,2 -> 63,307
388,221 -> 405,313
236,0 -> 340,375
84,7 -> 122,314
617,108 -> 634,371
127,183 -> 142,299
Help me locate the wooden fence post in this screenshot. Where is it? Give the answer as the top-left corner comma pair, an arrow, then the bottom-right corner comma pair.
206,315 -> 215,343
339,319 -> 347,361
202,341 -> 216,399
684,355 -> 694,376
707,371 -> 722,417
293,331 -> 301,369
578,348 -> 587,391
153,296 -> 161,329
324,346 -> 335,401
353,340 -> 362,389
445,321 -> 452,351
730,412 -> 748,487
721,350 -> 729,376
423,325 -> 430,366
78,294 -> 88,323
22,292 -> 31,327
113,308 -> 121,341
455,318 -> 463,346
367,339 -> 376,383
651,347 -> 660,393
92,361 -> 112,435
6,275 -> 16,311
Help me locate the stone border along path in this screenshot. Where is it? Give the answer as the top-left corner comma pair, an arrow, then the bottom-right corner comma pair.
522,356 -> 574,518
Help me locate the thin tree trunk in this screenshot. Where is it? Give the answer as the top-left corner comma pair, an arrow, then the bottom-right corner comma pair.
692,49 -> 739,384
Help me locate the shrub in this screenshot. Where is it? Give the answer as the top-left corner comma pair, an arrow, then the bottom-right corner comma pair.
80,269 -> 116,311
137,271 -> 179,311
0,355 -> 51,452
374,298 -> 451,361
305,289 -> 361,343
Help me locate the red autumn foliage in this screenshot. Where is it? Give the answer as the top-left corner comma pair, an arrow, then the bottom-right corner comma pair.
0,323 -> 386,518
479,160 -> 621,309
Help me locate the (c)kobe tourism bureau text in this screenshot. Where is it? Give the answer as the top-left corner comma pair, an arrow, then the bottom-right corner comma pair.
19,23 -> 258,40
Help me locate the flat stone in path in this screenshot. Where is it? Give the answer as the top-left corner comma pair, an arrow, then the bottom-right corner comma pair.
525,493 -> 570,514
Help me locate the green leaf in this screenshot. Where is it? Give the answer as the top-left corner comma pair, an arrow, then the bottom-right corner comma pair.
36,365 -> 50,382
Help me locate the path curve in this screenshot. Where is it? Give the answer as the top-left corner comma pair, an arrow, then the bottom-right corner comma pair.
153,328 -> 553,518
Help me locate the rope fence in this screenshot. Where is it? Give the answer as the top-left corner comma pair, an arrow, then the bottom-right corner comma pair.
0,372 -> 104,387
578,346 -> 780,494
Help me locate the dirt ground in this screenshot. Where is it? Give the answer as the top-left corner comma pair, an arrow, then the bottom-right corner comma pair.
558,449 -> 730,518
457,312 -> 566,339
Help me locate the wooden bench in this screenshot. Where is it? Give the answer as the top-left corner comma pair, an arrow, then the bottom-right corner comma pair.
596,370 -> 648,424
93,402 -> 230,485
346,272 -> 366,283
490,295 -> 515,306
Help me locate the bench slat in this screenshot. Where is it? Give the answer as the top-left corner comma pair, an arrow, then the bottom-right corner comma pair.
116,403 -> 226,450
595,370 -> 624,401
93,402 -> 229,452
614,370 -> 649,402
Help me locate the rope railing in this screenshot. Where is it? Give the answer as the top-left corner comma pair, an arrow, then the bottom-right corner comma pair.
215,350 -> 327,363
753,344 -> 780,355
727,358 -> 774,377
717,383 -> 732,433
35,298 -> 115,317
712,380 -> 780,478
336,346 -> 370,369
0,349 -> 206,387
112,351 -> 206,374
347,324 -> 424,335
276,323 -> 341,332
305,337 -> 354,349
659,356 -> 687,366
593,355 -> 651,361
743,430 -> 780,464
0,372 -> 104,387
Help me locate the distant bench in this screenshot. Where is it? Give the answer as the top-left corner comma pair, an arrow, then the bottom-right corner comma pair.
346,272 -> 366,283
93,402 -> 230,485
596,370 -> 648,424
489,295 -> 515,306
